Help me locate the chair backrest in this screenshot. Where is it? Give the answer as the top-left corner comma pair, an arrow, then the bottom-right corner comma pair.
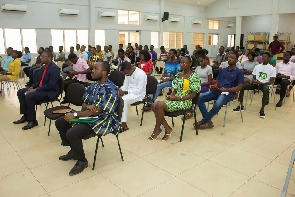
192,92 -> 200,105
146,75 -> 158,94
117,97 -> 124,121
109,71 -> 125,87
67,83 -> 86,106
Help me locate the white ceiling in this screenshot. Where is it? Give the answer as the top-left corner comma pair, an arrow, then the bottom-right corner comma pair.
166,0 -> 218,6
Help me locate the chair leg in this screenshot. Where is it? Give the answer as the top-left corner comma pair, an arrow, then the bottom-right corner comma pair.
179,114 -> 186,142
281,149 -> 295,197
171,117 -> 175,127
135,106 -> 138,115
239,103 -> 244,122
223,104 -> 228,127
92,137 -> 100,170
100,137 -> 104,147
47,119 -> 51,136
116,134 -> 124,161
140,103 -> 145,126
194,110 -> 198,135
245,90 -> 249,110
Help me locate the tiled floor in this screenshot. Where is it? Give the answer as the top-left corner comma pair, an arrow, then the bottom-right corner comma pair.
1,81 -> 295,197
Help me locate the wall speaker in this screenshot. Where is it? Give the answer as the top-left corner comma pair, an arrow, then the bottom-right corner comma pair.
162,12 -> 169,22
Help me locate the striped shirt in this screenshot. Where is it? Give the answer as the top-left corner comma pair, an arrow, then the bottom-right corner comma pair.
82,80 -> 120,135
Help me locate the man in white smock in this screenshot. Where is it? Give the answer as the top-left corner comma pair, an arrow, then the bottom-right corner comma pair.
119,62 -> 147,130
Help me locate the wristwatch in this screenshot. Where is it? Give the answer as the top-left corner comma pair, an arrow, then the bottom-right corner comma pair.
73,112 -> 78,117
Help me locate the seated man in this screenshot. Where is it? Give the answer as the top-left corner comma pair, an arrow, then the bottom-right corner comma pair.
275,51 -> 295,107
55,62 -> 119,176
86,47 -> 102,81
13,51 -> 60,130
233,52 -> 276,118
144,49 -> 180,111
119,62 -> 147,130
197,53 -> 244,129
24,47 -> 45,87
61,53 -> 91,104
113,49 -> 131,71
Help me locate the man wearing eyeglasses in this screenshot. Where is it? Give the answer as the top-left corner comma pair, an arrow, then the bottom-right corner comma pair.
13,51 -> 60,130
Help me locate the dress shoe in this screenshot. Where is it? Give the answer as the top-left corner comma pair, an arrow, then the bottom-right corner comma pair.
69,160 -> 88,176
22,120 -> 38,130
13,116 -> 27,124
276,100 -> 283,107
59,150 -> 75,161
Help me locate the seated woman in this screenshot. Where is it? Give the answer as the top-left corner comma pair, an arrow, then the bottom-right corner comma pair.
148,56 -> 201,141
138,50 -> 153,75
0,50 -> 22,89
241,51 -> 258,84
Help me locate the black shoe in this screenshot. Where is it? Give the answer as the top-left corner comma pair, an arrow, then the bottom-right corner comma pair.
259,110 -> 265,119
22,120 -> 38,130
232,106 -> 244,112
13,116 -> 27,124
143,104 -> 152,112
69,160 -> 88,176
276,100 -> 283,107
60,100 -> 69,104
59,150 -> 75,161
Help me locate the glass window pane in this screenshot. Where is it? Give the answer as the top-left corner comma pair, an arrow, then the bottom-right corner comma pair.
151,32 -> 159,48
95,30 -> 105,47
169,32 -> 176,48
129,32 -> 139,46
22,29 -> 37,53
176,32 -> 182,48
213,34 -> 219,45
0,29 -> 5,54
119,31 -> 128,45
209,20 -> 213,29
64,30 -> 76,52
129,11 -> 140,25
163,32 -> 169,48
4,29 -> 22,51
213,20 -> 219,30
51,29 -> 64,52
77,30 -> 88,47
118,10 -> 128,24
193,33 -> 204,47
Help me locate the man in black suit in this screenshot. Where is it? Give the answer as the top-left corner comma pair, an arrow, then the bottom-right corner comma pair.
13,51 -> 60,130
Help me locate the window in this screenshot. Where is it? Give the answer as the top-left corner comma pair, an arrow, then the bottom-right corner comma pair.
51,30 -> 89,52
51,30 -> 64,52
118,10 -> 140,25
0,29 -> 5,54
193,33 -> 204,47
95,30 -> 105,47
208,34 -> 219,45
151,32 -> 159,48
208,20 -> 219,30
77,30 -> 88,46
163,32 -> 183,48
22,29 -> 37,53
4,29 -> 22,51
119,31 -> 139,46
64,30 -> 76,52
227,34 -> 235,47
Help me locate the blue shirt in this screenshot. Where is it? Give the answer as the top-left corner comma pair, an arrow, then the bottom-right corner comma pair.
149,50 -> 157,60
86,51 -> 92,60
217,66 -> 244,95
163,60 -> 181,77
3,56 -> 13,71
22,52 -> 31,64
185,49 -> 189,55
82,80 -> 120,136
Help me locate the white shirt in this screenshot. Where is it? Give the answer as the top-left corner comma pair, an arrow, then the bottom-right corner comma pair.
121,67 -> 147,97
252,64 -> 276,83
78,51 -> 88,62
195,65 -> 212,84
102,51 -> 112,64
76,50 -> 81,56
220,61 -> 242,69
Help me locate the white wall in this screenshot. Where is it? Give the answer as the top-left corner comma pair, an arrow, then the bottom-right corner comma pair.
0,0 -> 234,56
278,14 -> 295,50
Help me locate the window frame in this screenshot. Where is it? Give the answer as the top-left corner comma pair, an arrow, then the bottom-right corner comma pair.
193,33 -> 204,48
208,34 -> 219,46
227,34 -> 235,48
208,20 -> 219,30
151,31 -> 159,49
163,32 -> 183,49
119,31 -> 140,46
118,9 -> 140,25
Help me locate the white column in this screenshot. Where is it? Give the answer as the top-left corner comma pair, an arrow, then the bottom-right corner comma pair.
235,16 -> 242,47
89,0 -> 96,46
270,14 -> 279,38
159,0 -> 164,47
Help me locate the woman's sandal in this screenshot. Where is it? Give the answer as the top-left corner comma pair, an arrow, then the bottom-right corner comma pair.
148,130 -> 162,140
181,112 -> 193,120
286,92 -> 291,97
161,130 -> 173,141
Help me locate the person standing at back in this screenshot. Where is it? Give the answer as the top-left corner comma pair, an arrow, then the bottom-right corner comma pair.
269,34 -> 285,56
78,45 -> 88,62
13,51 -> 60,130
